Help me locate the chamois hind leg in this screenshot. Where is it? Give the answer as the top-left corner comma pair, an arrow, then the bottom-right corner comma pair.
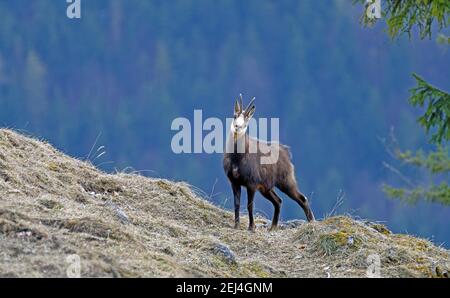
246,187 -> 256,232
278,179 -> 315,222
260,189 -> 282,231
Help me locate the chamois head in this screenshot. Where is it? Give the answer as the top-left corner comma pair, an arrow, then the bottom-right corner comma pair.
231,94 -> 255,142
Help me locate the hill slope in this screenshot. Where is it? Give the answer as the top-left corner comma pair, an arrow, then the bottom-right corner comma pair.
0,129 -> 449,278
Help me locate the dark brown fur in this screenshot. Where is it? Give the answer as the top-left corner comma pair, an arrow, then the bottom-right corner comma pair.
223,134 -> 315,231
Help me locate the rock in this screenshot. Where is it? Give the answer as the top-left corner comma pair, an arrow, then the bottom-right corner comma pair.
435,266 -> 449,278
105,201 -> 130,224
212,244 -> 236,265
362,220 -> 392,235
347,236 -> 354,246
256,219 -> 306,230
280,219 -> 306,229
162,247 -> 175,256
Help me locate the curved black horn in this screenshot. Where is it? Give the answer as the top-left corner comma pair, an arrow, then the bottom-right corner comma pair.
234,98 -> 241,114
239,93 -> 244,111
245,97 -> 255,111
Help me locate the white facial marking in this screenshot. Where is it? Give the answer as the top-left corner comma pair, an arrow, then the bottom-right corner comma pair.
230,114 -> 248,140
230,123 -> 236,133
235,115 -> 245,127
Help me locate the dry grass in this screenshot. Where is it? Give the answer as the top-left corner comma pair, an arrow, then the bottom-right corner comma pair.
0,129 -> 449,278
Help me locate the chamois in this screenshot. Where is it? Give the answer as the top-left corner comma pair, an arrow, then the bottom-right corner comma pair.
223,95 -> 315,231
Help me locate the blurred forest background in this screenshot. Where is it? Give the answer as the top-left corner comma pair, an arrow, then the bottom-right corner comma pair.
0,1 -> 448,245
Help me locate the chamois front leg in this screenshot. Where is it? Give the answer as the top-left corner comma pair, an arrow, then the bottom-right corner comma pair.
232,183 -> 241,229
247,187 -> 256,232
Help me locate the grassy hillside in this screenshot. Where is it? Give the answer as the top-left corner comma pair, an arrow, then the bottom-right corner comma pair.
0,129 -> 449,278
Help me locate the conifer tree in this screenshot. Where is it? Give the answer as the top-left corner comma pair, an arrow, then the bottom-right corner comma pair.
355,0 -> 450,205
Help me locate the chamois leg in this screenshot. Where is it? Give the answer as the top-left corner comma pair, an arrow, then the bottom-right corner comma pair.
260,189 -> 282,231
268,190 -> 283,230
247,187 -> 256,232
279,183 -> 315,222
295,191 -> 315,222
232,183 -> 241,229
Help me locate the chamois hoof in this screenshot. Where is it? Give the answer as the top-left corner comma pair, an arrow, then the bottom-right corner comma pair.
248,225 -> 256,233
268,225 -> 278,232
306,210 -> 316,222
233,223 -> 240,230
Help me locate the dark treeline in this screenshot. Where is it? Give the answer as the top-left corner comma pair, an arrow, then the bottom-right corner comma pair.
0,1 -> 448,245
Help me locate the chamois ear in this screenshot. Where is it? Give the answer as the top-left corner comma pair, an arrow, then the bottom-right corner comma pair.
234,99 -> 241,115
244,97 -> 256,119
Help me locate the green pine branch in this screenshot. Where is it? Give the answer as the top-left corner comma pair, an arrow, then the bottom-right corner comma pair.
409,74 -> 450,145
396,146 -> 450,174
354,0 -> 450,39
383,182 -> 450,205
383,76 -> 450,205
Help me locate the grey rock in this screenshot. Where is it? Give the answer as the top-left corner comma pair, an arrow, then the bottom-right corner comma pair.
347,236 -> 354,246
105,201 -> 130,224
258,219 -> 306,230
280,219 -> 306,229
212,243 -> 237,265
